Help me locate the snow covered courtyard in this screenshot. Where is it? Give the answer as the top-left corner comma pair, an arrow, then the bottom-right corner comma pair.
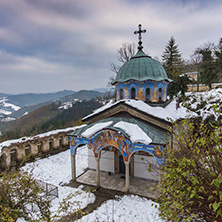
21,146 -> 163,221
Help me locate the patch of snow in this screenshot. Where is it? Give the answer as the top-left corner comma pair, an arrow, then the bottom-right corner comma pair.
0,97 -> 20,116
22,112 -> 29,116
114,121 -> 152,145
79,195 -> 162,222
21,146 -> 95,218
82,121 -> 113,137
0,116 -> 16,122
184,88 -> 222,120
83,99 -> 114,120
3,101 -> 20,111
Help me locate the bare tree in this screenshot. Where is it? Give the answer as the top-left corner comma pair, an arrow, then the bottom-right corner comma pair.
108,43 -> 136,87
117,43 -> 136,63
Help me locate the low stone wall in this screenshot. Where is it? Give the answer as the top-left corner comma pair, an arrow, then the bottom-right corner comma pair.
0,131 -> 72,171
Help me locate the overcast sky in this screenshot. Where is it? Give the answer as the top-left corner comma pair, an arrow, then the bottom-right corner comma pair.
0,0 -> 221,94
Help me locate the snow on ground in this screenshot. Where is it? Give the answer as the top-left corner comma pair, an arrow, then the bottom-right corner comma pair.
0,97 -> 20,115
21,145 -> 163,221
114,121 -> 152,145
22,146 -> 95,217
79,195 -> 163,222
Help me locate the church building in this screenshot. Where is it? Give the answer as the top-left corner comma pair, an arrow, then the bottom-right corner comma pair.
68,24 -> 190,192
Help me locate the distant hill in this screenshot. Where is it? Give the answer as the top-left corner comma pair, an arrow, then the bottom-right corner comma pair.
6,90 -> 75,107
0,99 -> 103,142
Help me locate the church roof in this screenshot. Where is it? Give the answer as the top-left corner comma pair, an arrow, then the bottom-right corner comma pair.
83,99 -> 196,123
69,116 -> 171,145
112,49 -> 172,84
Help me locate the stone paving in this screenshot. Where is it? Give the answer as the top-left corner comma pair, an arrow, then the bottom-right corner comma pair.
77,169 -> 158,199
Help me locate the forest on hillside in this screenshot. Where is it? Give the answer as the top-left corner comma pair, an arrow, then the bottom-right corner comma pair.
0,99 -> 102,142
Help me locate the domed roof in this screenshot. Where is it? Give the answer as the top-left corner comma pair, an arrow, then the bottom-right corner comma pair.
112,49 -> 172,84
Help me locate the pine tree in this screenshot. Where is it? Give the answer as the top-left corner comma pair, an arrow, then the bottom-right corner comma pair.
195,43 -> 217,89
162,36 -> 183,80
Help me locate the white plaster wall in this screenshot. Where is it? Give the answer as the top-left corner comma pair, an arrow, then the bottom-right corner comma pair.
134,154 -> 159,181
88,149 -> 114,173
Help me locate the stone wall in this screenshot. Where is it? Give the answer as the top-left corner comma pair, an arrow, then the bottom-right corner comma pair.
0,131 -> 71,171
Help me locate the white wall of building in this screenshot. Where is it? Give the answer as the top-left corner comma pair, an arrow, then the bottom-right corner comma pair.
134,154 -> 159,181
88,149 -> 114,173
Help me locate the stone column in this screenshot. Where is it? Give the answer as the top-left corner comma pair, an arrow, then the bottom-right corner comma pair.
125,161 -> 130,193
96,157 -> 100,187
71,153 -> 76,181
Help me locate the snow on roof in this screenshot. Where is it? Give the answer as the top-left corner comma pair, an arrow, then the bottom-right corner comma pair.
0,125 -> 86,153
83,99 -> 196,122
82,121 -> 113,138
114,121 -> 152,145
83,100 -> 114,120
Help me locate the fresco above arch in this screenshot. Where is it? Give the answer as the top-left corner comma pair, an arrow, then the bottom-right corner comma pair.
70,129 -> 163,166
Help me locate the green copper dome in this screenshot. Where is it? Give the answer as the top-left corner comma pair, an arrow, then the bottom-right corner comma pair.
112,50 -> 172,84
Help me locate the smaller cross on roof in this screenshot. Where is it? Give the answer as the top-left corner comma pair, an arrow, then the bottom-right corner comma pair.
134,24 -> 146,50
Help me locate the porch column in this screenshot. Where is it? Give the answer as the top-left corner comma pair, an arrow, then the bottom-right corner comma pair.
125,161 -> 130,193
96,157 -> 100,187
71,153 -> 76,181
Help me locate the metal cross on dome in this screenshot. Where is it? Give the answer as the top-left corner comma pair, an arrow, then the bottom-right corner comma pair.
134,24 -> 146,49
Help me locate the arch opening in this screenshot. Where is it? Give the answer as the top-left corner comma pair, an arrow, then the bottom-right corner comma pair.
158,88 -> 162,101
131,87 -> 136,99
120,88 -> 124,99
145,87 -> 151,102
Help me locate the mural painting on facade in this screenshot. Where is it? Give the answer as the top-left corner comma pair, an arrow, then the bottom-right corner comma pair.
116,81 -> 168,102
137,85 -> 143,100
70,130 -> 163,165
152,85 -> 158,102
116,89 -> 119,101
124,86 -> 129,99
163,86 -> 166,101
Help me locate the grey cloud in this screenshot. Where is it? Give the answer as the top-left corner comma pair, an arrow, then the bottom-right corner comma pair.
0,0 -> 222,93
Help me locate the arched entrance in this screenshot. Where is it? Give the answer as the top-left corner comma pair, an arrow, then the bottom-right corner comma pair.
69,128 -> 164,193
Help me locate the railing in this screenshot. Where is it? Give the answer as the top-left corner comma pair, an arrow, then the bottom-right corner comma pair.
36,179 -> 59,199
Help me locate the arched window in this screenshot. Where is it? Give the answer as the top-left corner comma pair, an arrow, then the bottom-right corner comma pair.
120,88 -> 124,99
59,136 -> 63,147
131,87 -> 136,99
49,138 -> 53,150
145,88 -> 151,102
158,88 -> 162,101
37,142 -> 43,153
25,145 -> 31,156
10,149 -> 17,163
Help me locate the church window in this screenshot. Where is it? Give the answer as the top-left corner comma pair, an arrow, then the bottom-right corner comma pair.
25,145 -> 31,156
131,87 -> 136,99
120,88 -> 124,99
49,139 -> 53,150
145,88 -> 151,102
158,88 -> 162,101
10,149 -> 17,163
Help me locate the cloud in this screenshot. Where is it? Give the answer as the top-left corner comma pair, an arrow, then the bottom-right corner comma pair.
0,0 -> 222,93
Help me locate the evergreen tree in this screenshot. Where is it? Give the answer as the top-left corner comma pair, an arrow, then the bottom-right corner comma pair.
162,36 -> 183,80
195,43 -> 217,89
215,38 -> 222,82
